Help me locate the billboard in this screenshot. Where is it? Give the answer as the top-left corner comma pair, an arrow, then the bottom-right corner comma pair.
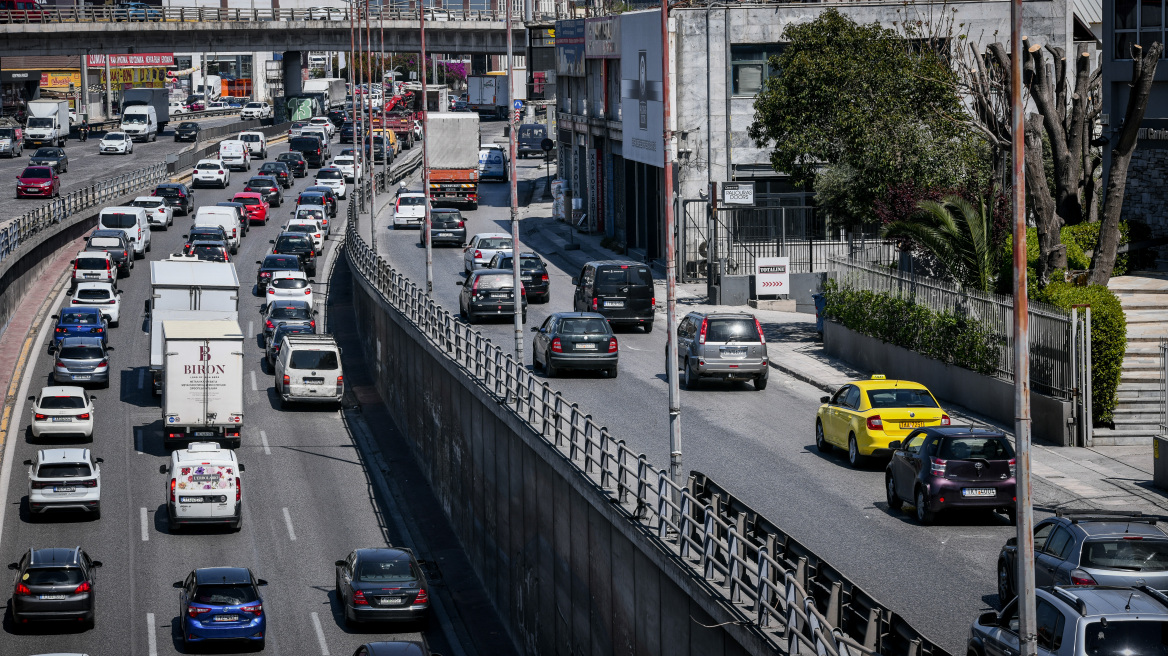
620,11 -> 663,167
87,53 -> 175,67
585,16 -> 620,59
555,19 -> 585,77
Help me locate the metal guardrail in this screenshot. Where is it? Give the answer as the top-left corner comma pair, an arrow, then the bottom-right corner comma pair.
169,121 -> 290,174
174,107 -> 243,120
0,6 -> 524,24
340,167 -> 951,656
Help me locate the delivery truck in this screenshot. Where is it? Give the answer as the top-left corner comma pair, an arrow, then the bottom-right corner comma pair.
161,319 -> 245,449
121,88 -> 171,131
428,113 -> 480,209
302,77 -> 347,110
466,70 -> 525,119
25,100 -> 70,148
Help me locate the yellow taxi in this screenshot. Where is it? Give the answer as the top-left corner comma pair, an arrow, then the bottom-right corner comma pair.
814,375 -> 950,467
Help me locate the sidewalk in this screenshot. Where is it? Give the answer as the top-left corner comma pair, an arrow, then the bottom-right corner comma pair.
519,178 -> 1168,516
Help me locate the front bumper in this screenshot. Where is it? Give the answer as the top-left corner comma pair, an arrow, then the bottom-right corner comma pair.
18,185 -> 53,196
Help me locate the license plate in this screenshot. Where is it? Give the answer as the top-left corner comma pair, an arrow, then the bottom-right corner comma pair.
83,273 -> 99,278
51,417 -> 71,422
179,496 -> 205,503
378,596 -> 405,605
54,486 -> 76,493
40,594 -> 66,600
604,300 -> 624,308
962,488 -> 996,498
72,375 -> 91,380
438,232 -> 452,237
193,431 -> 214,437
303,377 -> 325,384
214,614 -> 239,622
720,347 -> 747,356
575,343 -> 597,350
900,421 -> 924,429
521,275 -> 533,281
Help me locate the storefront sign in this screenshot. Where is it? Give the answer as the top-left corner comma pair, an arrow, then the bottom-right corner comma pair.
585,16 -> 620,59
100,67 -> 169,88
87,53 -> 175,67
555,19 -> 585,77
1,70 -> 40,82
41,71 -> 80,89
756,257 -> 790,294
721,181 -> 756,206
620,11 -> 663,167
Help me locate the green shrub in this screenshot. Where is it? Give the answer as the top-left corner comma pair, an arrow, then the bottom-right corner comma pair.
997,221 -> 1149,293
822,279 -> 1001,375
1034,281 -> 1126,424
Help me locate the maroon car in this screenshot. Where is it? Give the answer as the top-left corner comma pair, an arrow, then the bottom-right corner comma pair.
885,427 -> 1016,525
16,165 -> 59,198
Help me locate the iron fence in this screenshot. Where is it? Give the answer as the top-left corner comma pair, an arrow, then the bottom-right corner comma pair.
827,258 -> 1073,399
0,6 -> 522,24
342,185 -> 950,656
1160,339 -> 1167,438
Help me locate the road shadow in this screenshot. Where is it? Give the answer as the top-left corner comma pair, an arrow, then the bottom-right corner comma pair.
136,419 -> 173,457
19,496 -> 99,525
25,424 -> 93,446
120,367 -> 157,408
3,604 -> 91,636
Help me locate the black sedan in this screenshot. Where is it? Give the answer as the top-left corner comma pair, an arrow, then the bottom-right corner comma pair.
258,162 -> 293,189
8,546 -> 102,629
335,548 -> 430,628
339,122 -> 357,144
244,175 -> 283,207
173,121 -> 201,142
256,254 -> 303,292
303,185 -> 338,218
183,226 -> 229,253
531,312 -> 618,378
29,147 -> 68,173
327,109 -> 347,128
276,151 -> 308,177
152,182 -> 194,216
488,251 -> 550,303
265,323 -> 315,366
419,208 -> 466,247
271,234 -> 316,276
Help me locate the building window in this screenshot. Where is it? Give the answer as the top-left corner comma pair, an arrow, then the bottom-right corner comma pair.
1115,0 -> 1166,59
731,44 -> 783,96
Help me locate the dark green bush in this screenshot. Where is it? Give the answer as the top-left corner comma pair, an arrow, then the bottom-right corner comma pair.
1034,281 -> 1126,424
997,221 -> 1153,294
822,279 -> 1001,375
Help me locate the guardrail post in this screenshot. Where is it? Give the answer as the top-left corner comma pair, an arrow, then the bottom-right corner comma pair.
728,527 -> 741,601
657,470 -> 670,540
701,506 -> 716,579
568,404 -> 580,460
863,607 -> 882,652
795,556 -> 808,590
825,581 -> 841,628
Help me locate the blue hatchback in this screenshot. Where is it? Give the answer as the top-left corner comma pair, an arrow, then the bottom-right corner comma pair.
175,567 -> 268,649
52,307 -> 107,347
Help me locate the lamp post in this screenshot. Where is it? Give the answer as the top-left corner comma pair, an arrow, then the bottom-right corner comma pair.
662,0 -> 682,489
365,0 -> 376,231
506,0 -> 524,363
420,0 -> 434,295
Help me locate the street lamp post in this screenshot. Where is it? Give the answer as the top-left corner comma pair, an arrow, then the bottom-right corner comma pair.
662,0 -> 682,489
365,0 -> 376,231
420,1 -> 434,295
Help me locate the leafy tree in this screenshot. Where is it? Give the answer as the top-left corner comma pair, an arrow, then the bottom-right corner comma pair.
881,194 -> 999,294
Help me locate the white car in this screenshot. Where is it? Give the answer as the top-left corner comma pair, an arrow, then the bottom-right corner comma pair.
413,120 -> 423,142
308,116 -> 335,137
237,131 -> 267,158
306,6 -> 347,20
192,158 -> 230,188
393,191 -> 427,228
241,102 -> 272,120
169,101 -> 188,115
218,139 -> 251,171
162,442 -> 243,530
98,131 -> 133,155
129,195 -> 173,229
265,270 -> 315,310
293,205 -> 330,238
70,281 -> 122,325
206,100 -> 229,110
313,167 -> 347,199
463,232 -> 514,274
333,155 -> 360,182
28,386 -> 94,439
284,218 -> 325,254
26,448 -> 102,517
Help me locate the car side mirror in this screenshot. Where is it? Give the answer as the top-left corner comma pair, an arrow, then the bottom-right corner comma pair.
65,289 -> 74,296
888,441 -> 901,450
530,326 -> 539,332
1006,537 -> 1017,547
334,560 -> 347,567
181,234 -> 188,239
23,459 -> 32,465
27,395 -> 35,401
8,563 -> 20,570
95,458 -> 104,463
117,290 -> 124,295
571,277 -> 579,285
977,611 -> 998,627
144,299 -> 151,313
269,240 -> 276,244
172,581 -> 184,588
47,345 -> 57,354
90,395 -> 96,401
159,464 -> 168,474
257,579 -> 268,586
239,464 -> 246,472
256,261 -> 262,265
820,396 -> 830,403
105,346 -> 114,351
456,281 -> 464,286
51,314 -> 58,320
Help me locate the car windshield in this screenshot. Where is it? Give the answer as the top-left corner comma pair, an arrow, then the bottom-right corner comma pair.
398,196 -> 425,206
475,274 -> 513,290
277,154 -> 302,162
704,318 -> 759,343
25,568 -> 84,586
104,133 -> 126,141
245,103 -> 264,109
560,318 -> 610,335
122,115 -> 146,125
270,305 -> 311,320
74,257 -> 107,270
596,266 -> 653,286
937,436 -> 1013,460
60,311 -> 98,324
316,170 -> 342,180
196,162 -> 220,170
1080,540 -> 1168,572
179,122 -> 197,129
33,148 -> 58,157
27,117 -> 53,128
866,388 -> 939,408
101,213 -> 137,228
39,395 -> 86,409
271,277 -> 308,289
37,463 -> 92,478
289,350 -> 338,369
478,238 -> 512,250
191,584 -> 259,605
1083,620 -> 1168,656
59,346 -> 104,359
77,288 -> 112,300
21,168 -> 50,179
355,558 -> 415,582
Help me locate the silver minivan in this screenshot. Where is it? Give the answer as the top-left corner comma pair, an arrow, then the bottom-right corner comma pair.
274,334 -> 343,408
674,312 -> 769,390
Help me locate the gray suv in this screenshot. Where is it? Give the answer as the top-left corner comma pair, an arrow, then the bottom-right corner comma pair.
672,312 -> 769,391
969,586 -> 1168,656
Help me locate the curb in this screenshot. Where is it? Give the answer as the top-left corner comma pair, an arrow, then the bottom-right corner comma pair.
768,360 -> 838,394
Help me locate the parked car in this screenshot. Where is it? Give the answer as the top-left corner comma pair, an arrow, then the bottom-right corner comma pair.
24,448 -> 102,517
673,311 -> 768,390
258,162 -> 293,188
98,131 -> 133,155
7,547 -> 102,629
174,567 -> 267,650
152,182 -> 194,216
532,312 -> 618,378
49,336 -> 112,387
488,251 -> 549,302
335,548 -> 430,627
84,230 -> 133,276
28,386 -> 95,440
276,151 -> 308,177
174,121 -> 201,142
16,165 -> 59,198
458,268 -> 527,325
29,147 -> 67,173
571,260 -> 655,331
462,233 -> 513,274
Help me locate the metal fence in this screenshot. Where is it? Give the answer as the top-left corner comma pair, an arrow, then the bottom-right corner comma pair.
169,121 -> 290,174
342,174 -> 950,656
827,257 -> 1074,400
1160,339 -> 1167,439
0,6 -> 523,24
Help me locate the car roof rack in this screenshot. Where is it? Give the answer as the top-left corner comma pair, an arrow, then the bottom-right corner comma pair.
1055,510 -> 1158,525
1140,586 -> 1168,610
1050,586 -> 1089,616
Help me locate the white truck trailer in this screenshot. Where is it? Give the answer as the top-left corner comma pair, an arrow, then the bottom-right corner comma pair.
148,258 -> 240,394
161,319 -> 245,449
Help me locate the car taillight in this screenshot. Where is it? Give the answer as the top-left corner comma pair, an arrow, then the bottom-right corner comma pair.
940,414 -> 951,426
305,289 -> 312,295
268,288 -> 274,295
192,169 -> 197,176
244,187 -> 251,192
414,588 -> 428,604
188,605 -> 212,618
108,299 -> 117,304
15,583 -> 31,596
122,250 -> 128,259
1069,569 -> 1097,585
353,590 -> 369,605
336,376 -> 344,395
260,272 -> 271,278
551,338 -> 563,353
652,297 -> 656,307
591,297 -> 598,310
541,273 -> 549,282
866,415 -> 883,431
106,259 -> 111,270
79,478 -> 97,488
218,170 -> 224,175
754,317 -> 766,344
698,317 -> 708,345
170,478 -> 176,502
72,299 -> 80,304
97,359 -> 108,368
73,580 -> 92,594
241,604 -> 262,615
236,477 -> 241,503
1008,458 -> 1016,477
310,320 -> 316,329
474,249 -> 482,259
55,359 -> 65,368
608,338 -> 618,353
930,457 -> 947,476
283,375 -> 290,387
232,228 -> 237,237
34,412 -> 46,420
77,413 -> 90,420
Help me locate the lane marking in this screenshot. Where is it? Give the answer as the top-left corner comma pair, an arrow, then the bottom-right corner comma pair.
146,612 -> 158,656
282,507 -> 296,541
310,611 -> 330,655
140,507 -> 149,541
248,320 -> 254,336
137,368 -> 145,389
136,428 -> 143,454
260,430 -> 271,455
250,370 -> 258,392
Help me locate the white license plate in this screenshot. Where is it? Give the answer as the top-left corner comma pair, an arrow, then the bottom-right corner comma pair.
962,488 -> 996,498
40,594 -> 66,600
83,273 -> 99,278
521,276 -> 533,282
720,347 -> 747,356
378,597 -> 405,605
179,496 -> 205,504
193,431 -> 214,437
54,486 -> 76,493
575,343 -> 597,350
72,375 -> 91,380
214,614 -> 239,622
603,301 -> 624,308
438,232 -> 452,237
51,417 -> 71,422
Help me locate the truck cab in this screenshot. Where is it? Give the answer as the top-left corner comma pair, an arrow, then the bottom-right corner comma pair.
121,105 -> 158,142
160,442 -> 244,531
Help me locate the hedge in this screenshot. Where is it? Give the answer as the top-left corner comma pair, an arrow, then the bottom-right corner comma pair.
997,221 -> 1154,295
1035,281 -> 1126,423
822,279 -> 1001,375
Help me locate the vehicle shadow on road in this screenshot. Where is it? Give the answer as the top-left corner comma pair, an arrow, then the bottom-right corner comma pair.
19,496 -> 99,525
120,367 -> 158,408
3,605 -> 90,636
137,420 -> 171,458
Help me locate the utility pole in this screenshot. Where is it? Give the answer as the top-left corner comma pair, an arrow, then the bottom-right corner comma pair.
353,2 -> 365,214
420,0 -> 434,294
380,5 -> 388,190
661,0 -> 681,488
507,0 -> 524,362
365,0 -> 376,235
1009,0 -> 1037,652
104,55 -> 113,119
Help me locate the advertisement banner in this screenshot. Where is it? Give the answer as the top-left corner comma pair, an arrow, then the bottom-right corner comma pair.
555,19 -> 585,77
99,67 -> 169,88
756,257 -> 790,295
620,11 -> 664,167
586,148 -> 597,232
585,16 -> 621,59
41,71 -> 80,89
87,53 -> 175,67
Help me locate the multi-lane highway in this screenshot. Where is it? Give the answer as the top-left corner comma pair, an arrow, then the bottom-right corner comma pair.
0,131 -> 512,655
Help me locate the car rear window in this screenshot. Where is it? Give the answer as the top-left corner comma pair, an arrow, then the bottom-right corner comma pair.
1083,620 -> 1168,656
277,236 -> 312,248
240,134 -> 261,142
77,288 -> 111,300
131,200 -> 163,208
248,178 -> 275,187
475,274 -> 513,290
299,194 -> 325,204
190,228 -> 226,240
560,318 -> 610,335
478,238 -> 512,250
1080,539 -> 1168,572
196,162 -> 221,170
192,584 -> 259,605
271,277 -> 308,289
60,311 -> 98,324
270,306 -> 311,320
296,210 -> 325,223
37,463 -> 92,478
39,395 -> 86,409
264,256 -> 300,268
937,436 -> 1013,460
355,559 -> 416,582
289,350 -> 338,370
316,170 -> 343,180
596,265 -> 653,286
866,389 -> 939,409
100,213 -> 138,229
287,225 -> 315,235
277,153 -> 303,162
499,257 -> 544,271
154,186 -> 184,197
398,196 -> 425,206
704,318 -> 759,343
179,122 -> 198,129
25,568 -> 84,586
59,346 -> 104,359
191,245 -> 226,260
33,148 -> 59,157
235,196 -> 261,206
88,238 -> 122,248
290,137 -> 321,151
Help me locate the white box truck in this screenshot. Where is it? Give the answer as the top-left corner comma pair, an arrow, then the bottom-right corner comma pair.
161,320 -> 245,449
25,100 -> 70,147
467,70 -> 525,118
302,77 -> 347,110
147,259 -> 240,394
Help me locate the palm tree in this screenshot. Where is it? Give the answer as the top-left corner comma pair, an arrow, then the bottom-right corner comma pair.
880,193 -> 997,294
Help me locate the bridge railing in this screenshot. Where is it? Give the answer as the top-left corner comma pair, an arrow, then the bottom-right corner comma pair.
0,6 -> 522,24
340,168 -> 953,656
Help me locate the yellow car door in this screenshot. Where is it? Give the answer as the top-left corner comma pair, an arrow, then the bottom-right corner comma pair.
836,386 -> 862,446
824,385 -> 853,446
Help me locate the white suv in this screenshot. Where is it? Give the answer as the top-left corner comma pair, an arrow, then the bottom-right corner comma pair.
241,102 -> 272,119
25,448 -> 103,518
192,159 -> 230,188
130,196 -> 173,229
160,442 -> 245,532
28,386 -> 95,439
308,116 -> 335,137
313,167 -> 347,199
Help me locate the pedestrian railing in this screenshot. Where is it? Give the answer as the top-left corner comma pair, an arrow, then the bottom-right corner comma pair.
169,120 -> 288,174
0,6 -> 523,25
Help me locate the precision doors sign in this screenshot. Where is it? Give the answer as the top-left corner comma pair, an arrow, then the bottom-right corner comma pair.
756,257 -> 790,293
721,182 -> 755,207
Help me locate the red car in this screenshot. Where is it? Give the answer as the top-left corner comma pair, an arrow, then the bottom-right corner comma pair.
16,165 -> 59,198
231,191 -> 269,225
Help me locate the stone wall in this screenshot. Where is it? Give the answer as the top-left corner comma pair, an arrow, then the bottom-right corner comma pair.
1120,144 -> 1168,238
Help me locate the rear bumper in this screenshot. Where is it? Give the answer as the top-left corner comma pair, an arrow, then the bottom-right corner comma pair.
12,596 -> 93,621
31,417 -> 94,437
29,498 -> 101,513
169,504 -> 242,527
281,389 -> 343,404
926,481 -> 1016,512
696,360 -> 768,378
52,370 -> 109,384
469,301 -> 525,315
428,232 -> 465,246
186,616 -> 264,641
348,602 -> 429,623
548,353 -> 618,370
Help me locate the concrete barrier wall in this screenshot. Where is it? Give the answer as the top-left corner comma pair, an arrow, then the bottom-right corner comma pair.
347,258 -> 766,656
0,212 -> 99,337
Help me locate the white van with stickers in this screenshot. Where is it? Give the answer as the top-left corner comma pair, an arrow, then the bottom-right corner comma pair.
159,442 -> 244,531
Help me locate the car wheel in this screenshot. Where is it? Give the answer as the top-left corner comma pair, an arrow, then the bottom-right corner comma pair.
997,559 -> 1013,605
753,375 -> 767,391
606,365 -> 619,379
644,321 -> 654,333
545,354 -> 557,378
885,474 -> 901,513
683,360 -> 697,389
915,488 -> 935,524
815,421 -> 831,453
848,435 -> 866,468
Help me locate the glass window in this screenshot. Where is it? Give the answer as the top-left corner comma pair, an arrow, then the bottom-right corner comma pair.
904,433 -> 926,454
1036,600 -> 1066,652
731,44 -> 784,96
843,386 -> 861,409
1034,522 -> 1055,550
1044,527 -> 1075,559
39,395 -> 86,409
1081,538 -> 1168,571
288,350 -> 339,370
355,558 -> 416,582
704,318 -> 760,343
59,346 -> 104,359
37,463 -> 92,478
559,318 -> 611,335
25,568 -> 84,585
938,437 -> 1014,460
192,584 -> 259,605
866,388 -> 940,408
1115,0 -> 1166,59
1083,620 -> 1168,656
270,277 -> 308,289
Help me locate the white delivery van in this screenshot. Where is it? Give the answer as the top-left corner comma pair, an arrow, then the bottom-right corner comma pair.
120,105 -> 158,142
193,206 -> 241,253
159,442 -> 244,531
218,139 -> 251,171
274,334 -> 343,408
98,206 -> 151,258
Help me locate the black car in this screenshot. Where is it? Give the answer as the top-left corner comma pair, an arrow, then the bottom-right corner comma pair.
152,182 -> 194,216
489,251 -> 550,303
298,190 -> 336,219
265,323 -> 315,365
174,121 -> 201,142
85,229 -> 133,275
419,208 -> 467,247
244,176 -> 283,207
364,135 -> 392,164
183,226 -> 230,253
335,548 -> 431,628
571,260 -> 656,331
29,147 -> 68,173
189,240 -> 230,262
288,135 -> 326,168
531,312 -> 619,378
276,151 -> 308,178
327,109 -> 348,128
271,234 -> 317,276
339,121 -> 358,144
214,201 -> 250,237
303,185 -> 339,218
261,299 -> 315,338
458,269 -> 527,325
8,546 -> 102,629
258,162 -> 292,188
256,254 -> 303,291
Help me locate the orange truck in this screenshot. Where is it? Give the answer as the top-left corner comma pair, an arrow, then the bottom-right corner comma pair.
427,113 -> 480,210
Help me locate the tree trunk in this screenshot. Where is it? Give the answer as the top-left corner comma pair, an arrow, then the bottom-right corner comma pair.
1089,42 -> 1163,285
1024,113 -> 1063,287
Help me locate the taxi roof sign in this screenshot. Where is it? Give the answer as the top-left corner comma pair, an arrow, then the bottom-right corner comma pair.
871,374 -> 886,380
